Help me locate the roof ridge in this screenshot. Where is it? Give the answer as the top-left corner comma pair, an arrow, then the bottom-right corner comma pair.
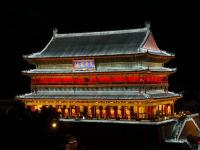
38,36 -> 54,55
55,27 -> 148,38
138,28 -> 150,49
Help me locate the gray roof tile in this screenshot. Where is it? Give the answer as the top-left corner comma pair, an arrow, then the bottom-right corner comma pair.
17,90 -> 181,100
26,28 -> 174,58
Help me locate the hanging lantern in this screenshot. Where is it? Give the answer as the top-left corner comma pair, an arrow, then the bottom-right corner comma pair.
126,109 -> 130,115
88,109 -> 92,114
96,109 -> 100,114
117,109 -> 122,115
72,109 -> 76,114
65,109 -> 69,113
102,109 -> 106,114
110,109 -> 115,115
58,108 -> 62,113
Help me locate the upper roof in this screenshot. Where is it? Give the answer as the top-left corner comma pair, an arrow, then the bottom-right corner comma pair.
25,27 -> 174,59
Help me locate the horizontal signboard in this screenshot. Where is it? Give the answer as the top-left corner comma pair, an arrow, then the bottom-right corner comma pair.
72,59 -> 95,71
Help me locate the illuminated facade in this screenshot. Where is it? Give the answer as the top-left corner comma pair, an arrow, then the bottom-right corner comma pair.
17,26 -> 181,120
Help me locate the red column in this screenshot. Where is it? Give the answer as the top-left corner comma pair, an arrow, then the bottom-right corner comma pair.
164,104 -> 168,116
69,106 -> 72,118
114,106 -> 118,119
92,106 -> 96,118
99,106 -> 103,118
171,104 -> 174,115
147,106 -> 151,119
137,106 -> 139,119
121,106 -> 125,119
106,106 -> 110,119
76,106 -> 80,117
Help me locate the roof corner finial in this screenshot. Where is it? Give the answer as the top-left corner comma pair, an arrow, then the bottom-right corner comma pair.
145,21 -> 151,29
53,28 -> 58,37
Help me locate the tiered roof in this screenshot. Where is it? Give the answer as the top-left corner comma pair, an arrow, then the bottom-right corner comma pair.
23,67 -> 175,74
25,27 -> 174,59
18,90 -> 180,100
18,27 -> 181,101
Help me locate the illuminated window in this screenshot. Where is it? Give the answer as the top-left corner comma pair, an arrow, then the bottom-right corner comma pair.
167,105 -> 171,114
138,106 -> 145,118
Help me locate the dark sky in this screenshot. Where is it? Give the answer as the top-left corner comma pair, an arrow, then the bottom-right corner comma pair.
1,1 -> 199,99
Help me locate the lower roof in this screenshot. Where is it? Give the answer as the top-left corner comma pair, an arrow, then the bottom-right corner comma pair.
23,67 -> 176,74
17,90 -> 181,100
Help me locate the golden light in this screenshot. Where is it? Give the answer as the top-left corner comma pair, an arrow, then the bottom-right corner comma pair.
52,122 -> 57,128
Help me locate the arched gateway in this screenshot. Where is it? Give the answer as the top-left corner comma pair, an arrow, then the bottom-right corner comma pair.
17,25 -> 181,120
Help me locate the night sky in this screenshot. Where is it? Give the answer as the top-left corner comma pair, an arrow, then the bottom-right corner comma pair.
1,1 -> 199,105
